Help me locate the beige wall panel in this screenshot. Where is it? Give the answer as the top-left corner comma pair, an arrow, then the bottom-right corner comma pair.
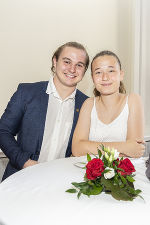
0,0 -> 133,116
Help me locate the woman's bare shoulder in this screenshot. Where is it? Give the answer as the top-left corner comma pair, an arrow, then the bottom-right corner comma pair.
128,93 -> 142,103
80,97 -> 94,112
128,93 -> 143,108
83,97 -> 94,107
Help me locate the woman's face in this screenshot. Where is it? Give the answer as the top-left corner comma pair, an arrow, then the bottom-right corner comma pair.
91,55 -> 124,96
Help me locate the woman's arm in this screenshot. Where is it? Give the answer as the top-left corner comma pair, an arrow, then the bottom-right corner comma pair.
126,93 -> 144,140
72,94 -> 145,158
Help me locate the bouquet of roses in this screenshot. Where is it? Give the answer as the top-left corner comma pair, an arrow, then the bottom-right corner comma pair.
66,145 -> 142,201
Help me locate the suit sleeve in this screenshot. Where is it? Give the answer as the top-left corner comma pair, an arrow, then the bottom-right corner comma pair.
0,84 -> 32,170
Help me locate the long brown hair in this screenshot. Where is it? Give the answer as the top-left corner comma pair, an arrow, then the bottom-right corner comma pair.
91,50 -> 126,97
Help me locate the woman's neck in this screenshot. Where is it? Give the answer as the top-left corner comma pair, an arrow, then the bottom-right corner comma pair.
98,92 -> 121,109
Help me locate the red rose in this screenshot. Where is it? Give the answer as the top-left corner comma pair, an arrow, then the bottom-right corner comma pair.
117,158 -> 135,176
86,158 -> 104,180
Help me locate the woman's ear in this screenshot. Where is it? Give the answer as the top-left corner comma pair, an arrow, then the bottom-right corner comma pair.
120,70 -> 124,81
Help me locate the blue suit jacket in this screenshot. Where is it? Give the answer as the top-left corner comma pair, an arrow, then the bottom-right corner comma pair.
0,81 -> 88,180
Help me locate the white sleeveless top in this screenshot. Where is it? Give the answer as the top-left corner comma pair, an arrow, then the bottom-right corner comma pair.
89,97 -> 129,142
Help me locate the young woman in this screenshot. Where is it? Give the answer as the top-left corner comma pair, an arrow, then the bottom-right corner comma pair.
72,51 -> 145,158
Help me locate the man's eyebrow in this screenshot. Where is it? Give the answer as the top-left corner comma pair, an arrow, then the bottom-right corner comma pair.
62,57 -> 71,61
76,61 -> 86,67
62,57 -> 85,66
94,67 -> 101,71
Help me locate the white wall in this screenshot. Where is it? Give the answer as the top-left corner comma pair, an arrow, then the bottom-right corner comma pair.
132,0 -> 150,137
0,0 -> 133,116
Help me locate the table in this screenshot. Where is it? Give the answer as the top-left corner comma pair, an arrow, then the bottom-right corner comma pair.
0,156 -> 149,225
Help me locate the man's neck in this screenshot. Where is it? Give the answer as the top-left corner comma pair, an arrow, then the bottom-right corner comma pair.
53,77 -> 76,100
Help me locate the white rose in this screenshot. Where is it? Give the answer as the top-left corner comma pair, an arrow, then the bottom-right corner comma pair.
104,167 -> 115,179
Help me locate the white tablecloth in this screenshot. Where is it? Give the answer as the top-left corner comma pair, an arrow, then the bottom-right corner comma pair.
0,156 -> 149,225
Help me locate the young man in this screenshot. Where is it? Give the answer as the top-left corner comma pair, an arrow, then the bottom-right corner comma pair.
0,42 -> 89,181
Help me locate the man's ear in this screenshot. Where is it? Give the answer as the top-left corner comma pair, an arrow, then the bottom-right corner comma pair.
120,70 -> 124,81
53,57 -> 57,68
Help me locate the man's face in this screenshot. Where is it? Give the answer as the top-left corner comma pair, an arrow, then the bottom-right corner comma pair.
53,47 -> 87,88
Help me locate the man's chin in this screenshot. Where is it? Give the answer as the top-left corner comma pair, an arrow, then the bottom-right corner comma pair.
64,82 -> 78,88
63,79 -> 81,88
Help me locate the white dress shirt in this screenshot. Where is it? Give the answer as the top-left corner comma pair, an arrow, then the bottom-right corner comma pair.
38,76 -> 76,163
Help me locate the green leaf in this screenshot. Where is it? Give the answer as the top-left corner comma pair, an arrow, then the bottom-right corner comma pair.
120,184 -> 124,188
126,186 -> 142,197
127,186 -> 137,195
71,182 -> 87,188
137,194 -> 144,201
98,149 -> 102,158
80,185 -> 91,196
117,168 -> 125,172
111,188 -> 133,201
114,175 -> 119,185
101,177 -> 114,190
77,191 -> 81,199
99,144 -> 105,152
88,180 -> 94,186
95,178 -> 101,186
114,165 -> 117,170
126,175 -> 135,183
87,153 -> 91,162
135,189 -> 142,195
127,180 -> 134,188
89,185 -> 103,195
114,160 -> 119,166
120,175 -> 127,185
103,169 -> 111,174
101,177 -> 134,201
102,156 -> 109,167
66,189 -> 77,193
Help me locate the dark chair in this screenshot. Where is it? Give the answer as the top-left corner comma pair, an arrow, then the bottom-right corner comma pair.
146,153 -> 150,180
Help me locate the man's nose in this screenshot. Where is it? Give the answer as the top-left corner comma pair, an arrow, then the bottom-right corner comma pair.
69,64 -> 76,73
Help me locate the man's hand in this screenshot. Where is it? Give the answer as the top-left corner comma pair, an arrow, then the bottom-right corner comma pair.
23,159 -> 38,169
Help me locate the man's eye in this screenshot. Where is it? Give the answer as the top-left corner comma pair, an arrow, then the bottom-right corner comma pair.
77,64 -> 84,68
64,61 -> 70,64
109,70 -> 115,73
96,71 -> 102,75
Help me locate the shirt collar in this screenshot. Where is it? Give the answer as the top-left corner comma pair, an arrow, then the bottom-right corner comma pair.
46,76 -> 76,101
